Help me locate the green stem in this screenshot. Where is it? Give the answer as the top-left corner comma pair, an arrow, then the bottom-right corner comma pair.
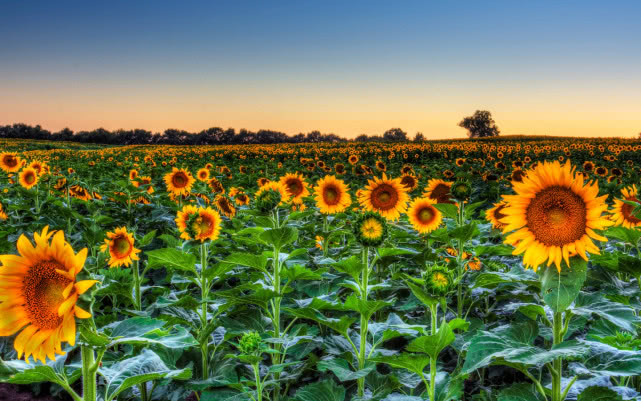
429,356 -> 436,401
552,311 -> 563,401
272,242 -> 282,401
81,346 -> 98,401
253,363 -> 263,401
430,303 -> 438,335
200,242 -> 210,380
358,246 -> 370,397
132,259 -> 142,311
456,202 -> 465,317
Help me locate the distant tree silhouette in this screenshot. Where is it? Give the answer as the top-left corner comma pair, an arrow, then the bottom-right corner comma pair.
413,132 -> 425,142
458,110 -> 500,138
383,128 -> 408,142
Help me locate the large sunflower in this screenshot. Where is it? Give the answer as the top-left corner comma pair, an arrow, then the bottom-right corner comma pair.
176,205 -> 222,242
423,179 -> 454,204
255,181 -> 291,206
610,184 -> 641,229
0,152 -> 22,173
313,175 -> 351,214
100,227 -> 141,268
358,173 -> 409,220
0,227 -> 96,362
164,168 -> 195,196
501,160 -> 612,272
407,197 -> 443,234
279,173 -> 310,203
19,167 -> 39,189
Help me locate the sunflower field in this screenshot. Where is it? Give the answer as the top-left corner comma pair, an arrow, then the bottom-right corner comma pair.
2,136 -> 641,401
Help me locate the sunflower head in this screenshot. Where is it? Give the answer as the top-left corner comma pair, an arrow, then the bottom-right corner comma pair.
610,184 -> 641,228
238,331 -> 264,356
399,174 -> 418,192
486,201 -> 508,230
408,197 -> 443,234
423,179 -> 453,204
424,265 -> 452,295
215,194 -> 236,218
176,205 -> 222,242
0,226 -> 97,362
164,168 -> 195,196
354,212 -> 388,247
255,181 -> 290,214
197,168 -> 210,182
501,160 -> 612,272
279,173 -> 310,202
314,175 -> 351,215
100,227 -> 141,268
358,173 -> 409,221
19,167 -> 39,189
0,152 -> 22,173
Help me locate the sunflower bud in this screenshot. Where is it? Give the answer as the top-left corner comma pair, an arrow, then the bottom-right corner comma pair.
451,180 -> 471,202
238,331 -> 263,356
255,188 -> 282,214
353,212 -> 388,247
424,265 -> 452,295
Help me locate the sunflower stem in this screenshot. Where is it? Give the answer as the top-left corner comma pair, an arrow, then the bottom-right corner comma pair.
551,311 -> 564,401
199,242 -> 210,381
81,345 -> 98,401
252,363 -> 263,401
271,240 -> 282,401
132,259 -> 142,311
358,246 -> 370,397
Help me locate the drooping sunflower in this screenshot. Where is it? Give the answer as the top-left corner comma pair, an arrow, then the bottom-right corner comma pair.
358,173 -> 409,220
164,168 -> 195,196
407,198 -> 443,234
501,160 -> 612,272
424,265 -> 451,295
69,185 -> 92,201
354,212 -> 388,247
610,185 -> 641,229
19,167 -> 39,189
279,173 -> 310,203
0,227 -> 96,363
208,177 -> 225,194
175,205 -> 222,242
197,168 -> 210,182
235,193 -> 250,206
255,181 -> 291,210
423,179 -> 453,204
100,227 -> 141,268
0,152 -> 22,173
133,176 -> 154,194
313,175 -> 351,214
486,201 -> 508,230
215,194 -> 236,218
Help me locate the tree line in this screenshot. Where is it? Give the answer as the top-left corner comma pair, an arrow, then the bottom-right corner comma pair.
0,111 -> 501,145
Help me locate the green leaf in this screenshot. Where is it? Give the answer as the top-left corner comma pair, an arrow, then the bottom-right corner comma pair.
369,354 -> 430,377
407,322 -> 455,360
1,353 -> 76,385
376,248 -> 419,258
541,256 -> 587,313
577,386 -> 623,401
107,317 -> 198,348
573,293 -> 641,332
146,248 -> 197,273
222,252 -> 269,275
293,379 -> 346,401
498,383 -> 545,401
317,358 -> 375,382
139,229 -> 157,247
472,265 -> 540,289
405,279 -> 438,308
259,227 -> 298,249
283,264 -> 324,282
284,307 -> 356,337
448,222 -> 480,242
605,226 -> 641,246
579,340 -> 641,376
344,294 -> 389,321
434,203 -> 459,219
101,349 -> 192,401
332,255 -> 363,282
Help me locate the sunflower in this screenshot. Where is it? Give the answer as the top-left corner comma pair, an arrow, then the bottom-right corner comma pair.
595,166 -> 608,177
501,160 -> 612,272
375,161 -> 387,172
358,173 -> 409,220
486,201 -> 508,230
28,161 -> 45,176
257,177 -> 270,187
407,198 -> 443,234
164,168 -> 195,196
279,173 -> 310,203
208,177 -> 225,194
197,168 -> 210,182
511,169 -> 526,183
466,257 -> 482,271
133,176 -> 154,194
610,185 -> 641,229
455,158 -> 466,167
399,174 -> 418,192
354,212 -> 388,247
348,154 -> 359,165
129,169 -> 138,181
69,185 -> 92,201
425,265 -> 451,295
583,161 -> 594,172
334,163 -> 346,175
100,227 -> 141,268
215,194 -> 236,218
314,175 -> 351,214
235,193 -> 250,206
423,179 -> 453,204
19,167 -> 39,189
0,227 -> 96,363
175,205 -> 222,242
0,152 -> 22,173
0,203 -> 7,220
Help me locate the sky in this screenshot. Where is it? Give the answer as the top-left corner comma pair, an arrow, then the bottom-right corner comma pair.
1,1 -> 640,139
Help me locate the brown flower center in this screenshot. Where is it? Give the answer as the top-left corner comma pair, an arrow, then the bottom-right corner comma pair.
172,172 -> 188,188
323,185 -> 340,205
23,260 -> 72,330
526,186 -> 587,246
112,235 -> 132,258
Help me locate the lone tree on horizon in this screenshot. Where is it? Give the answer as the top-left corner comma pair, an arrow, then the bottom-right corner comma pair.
459,110 -> 500,138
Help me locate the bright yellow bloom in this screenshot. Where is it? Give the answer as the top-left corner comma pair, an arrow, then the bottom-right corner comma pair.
176,205 -> 222,242
313,175 -> 351,214
0,227 -> 96,363
610,184 -> 641,229
358,173 -> 409,221
100,227 -> 141,268
19,167 -> 39,189
407,197 -> 443,234
164,167 -> 195,196
279,173 -> 310,203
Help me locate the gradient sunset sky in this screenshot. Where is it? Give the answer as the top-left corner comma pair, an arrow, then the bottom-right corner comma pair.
1,1 -> 640,139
